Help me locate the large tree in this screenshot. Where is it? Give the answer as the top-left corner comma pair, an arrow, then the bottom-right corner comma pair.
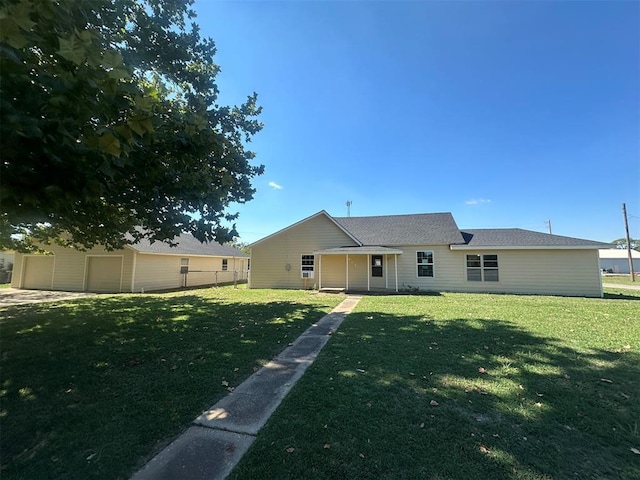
611,238 -> 640,251
0,0 -> 264,251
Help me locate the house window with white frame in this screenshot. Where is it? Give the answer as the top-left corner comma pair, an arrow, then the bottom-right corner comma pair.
301,254 -> 315,278
466,254 -> 499,281
417,251 -> 434,277
222,259 -> 228,271
180,258 -> 189,273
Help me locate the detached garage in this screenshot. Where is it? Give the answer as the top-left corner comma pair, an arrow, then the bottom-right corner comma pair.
22,256 -> 55,290
12,234 -> 248,293
85,256 -> 124,292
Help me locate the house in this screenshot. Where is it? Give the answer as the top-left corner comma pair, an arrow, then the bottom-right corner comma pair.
11,234 -> 249,293
599,248 -> 639,274
0,250 -> 15,283
248,211 -> 610,297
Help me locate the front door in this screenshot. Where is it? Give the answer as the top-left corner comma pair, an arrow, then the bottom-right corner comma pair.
370,255 -> 385,289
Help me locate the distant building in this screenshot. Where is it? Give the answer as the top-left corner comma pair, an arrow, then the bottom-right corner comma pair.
599,248 -> 640,274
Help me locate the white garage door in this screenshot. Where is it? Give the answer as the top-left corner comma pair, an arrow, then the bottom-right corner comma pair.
86,257 -> 122,292
22,256 -> 55,290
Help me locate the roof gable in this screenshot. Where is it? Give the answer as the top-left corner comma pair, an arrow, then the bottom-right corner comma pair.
334,213 -> 465,246
249,210 -> 361,248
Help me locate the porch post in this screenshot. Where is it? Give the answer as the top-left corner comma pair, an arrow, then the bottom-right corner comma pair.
395,254 -> 398,292
385,254 -> 388,289
346,254 -> 349,291
318,254 -> 322,290
367,254 -> 370,292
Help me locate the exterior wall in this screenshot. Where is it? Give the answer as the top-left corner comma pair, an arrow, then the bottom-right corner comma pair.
134,254 -> 248,292
0,251 -> 14,269
318,254 -> 401,290
599,258 -> 636,274
318,255 -> 347,288
12,245 -> 135,292
257,242 -> 601,297
12,246 -> 248,293
397,246 -> 602,297
249,214 -> 358,289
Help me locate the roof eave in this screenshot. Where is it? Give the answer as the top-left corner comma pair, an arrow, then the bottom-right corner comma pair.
314,247 -> 403,255
450,245 -> 606,251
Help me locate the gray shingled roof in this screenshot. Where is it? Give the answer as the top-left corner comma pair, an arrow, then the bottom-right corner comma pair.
130,233 -> 248,257
460,229 -> 611,248
334,213 -> 465,246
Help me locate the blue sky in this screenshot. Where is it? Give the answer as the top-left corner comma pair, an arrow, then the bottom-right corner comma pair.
194,0 -> 639,244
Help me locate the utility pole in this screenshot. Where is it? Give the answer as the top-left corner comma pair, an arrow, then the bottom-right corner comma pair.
545,219 -> 552,234
622,203 -> 635,282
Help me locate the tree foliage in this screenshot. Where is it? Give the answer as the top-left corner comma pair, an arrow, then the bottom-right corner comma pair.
611,238 -> 640,251
0,0 -> 264,251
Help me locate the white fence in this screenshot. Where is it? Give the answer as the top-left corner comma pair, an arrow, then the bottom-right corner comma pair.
183,270 -> 249,288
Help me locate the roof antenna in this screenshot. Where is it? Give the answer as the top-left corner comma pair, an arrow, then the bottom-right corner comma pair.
346,200 -> 352,217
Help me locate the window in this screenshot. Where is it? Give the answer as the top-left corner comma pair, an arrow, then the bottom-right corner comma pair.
222,259 -> 228,271
466,254 -> 499,282
371,255 -> 383,277
180,258 -> 189,274
417,251 -> 434,277
301,255 -> 315,278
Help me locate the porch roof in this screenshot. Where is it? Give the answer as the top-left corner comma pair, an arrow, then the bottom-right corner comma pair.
314,246 -> 403,255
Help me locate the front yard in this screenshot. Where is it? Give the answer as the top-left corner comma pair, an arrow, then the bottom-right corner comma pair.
0,287 -> 345,480
231,290 -> 640,480
2,287 -> 638,480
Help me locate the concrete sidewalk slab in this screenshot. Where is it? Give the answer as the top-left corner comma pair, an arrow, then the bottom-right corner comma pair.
194,360 -> 305,435
130,295 -> 362,480
131,427 -> 255,480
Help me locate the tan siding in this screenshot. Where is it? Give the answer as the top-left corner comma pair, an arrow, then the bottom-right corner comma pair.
394,246 -> 456,291
250,214 -> 358,289
86,256 -> 123,292
134,255 -> 183,291
22,256 -> 55,289
134,254 -> 248,292
396,247 -> 601,297
345,255 -> 369,290
11,253 -> 24,288
318,255 -> 346,288
446,249 -> 601,297
14,245 -> 133,292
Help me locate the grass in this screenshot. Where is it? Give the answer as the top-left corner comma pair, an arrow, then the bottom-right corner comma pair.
602,274 -> 639,285
231,290 -> 640,480
0,286 -> 345,480
0,283 -> 11,288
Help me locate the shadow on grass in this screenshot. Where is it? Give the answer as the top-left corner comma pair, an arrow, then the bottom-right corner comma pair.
0,291 -> 340,480
603,292 -> 640,301
231,309 -> 640,480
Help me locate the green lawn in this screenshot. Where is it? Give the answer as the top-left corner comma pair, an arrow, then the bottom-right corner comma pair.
602,274 -> 638,285
231,290 -> 640,480
0,287 -> 346,480
0,283 -> 11,288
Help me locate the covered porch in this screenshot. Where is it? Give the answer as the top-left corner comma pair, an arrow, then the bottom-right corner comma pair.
313,246 -> 403,293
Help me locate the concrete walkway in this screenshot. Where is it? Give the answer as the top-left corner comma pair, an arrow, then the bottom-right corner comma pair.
0,288 -> 98,306
131,295 -> 362,480
603,282 -> 640,291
